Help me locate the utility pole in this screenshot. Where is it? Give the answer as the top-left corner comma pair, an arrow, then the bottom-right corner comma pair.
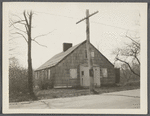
76,10 -> 98,92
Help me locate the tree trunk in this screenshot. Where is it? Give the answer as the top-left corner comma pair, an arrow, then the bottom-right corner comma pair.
28,36 -> 34,96
27,11 -> 37,100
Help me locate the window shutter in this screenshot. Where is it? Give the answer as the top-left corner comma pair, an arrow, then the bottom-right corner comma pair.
91,51 -> 94,58
45,70 -> 47,79
85,50 -> 87,58
70,69 -> 77,79
102,68 -> 108,77
48,69 -> 50,79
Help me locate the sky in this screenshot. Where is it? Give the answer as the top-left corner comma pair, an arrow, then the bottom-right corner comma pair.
7,2 -> 142,69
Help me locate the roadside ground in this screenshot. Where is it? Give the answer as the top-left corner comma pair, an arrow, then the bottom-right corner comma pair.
9,81 -> 140,102
9,89 -> 140,109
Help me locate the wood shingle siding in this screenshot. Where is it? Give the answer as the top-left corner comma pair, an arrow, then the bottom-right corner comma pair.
34,40 -> 118,90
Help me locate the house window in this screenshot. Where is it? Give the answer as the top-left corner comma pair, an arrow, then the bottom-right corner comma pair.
48,69 -> 50,79
81,71 -> 84,76
91,51 -> 94,58
35,72 -> 38,79
45,70 -> 47,79
102,68 -> 108,77
85,50 -> 87,58
42,70 -> 44,79
40,71 -> 42,78
70,69 -> 77,79
85,50 -> 94,58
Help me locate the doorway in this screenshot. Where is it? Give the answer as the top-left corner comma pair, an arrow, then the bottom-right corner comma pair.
80,65 -> 90,87
80,65 -> 101,87
93,67 -> 101,87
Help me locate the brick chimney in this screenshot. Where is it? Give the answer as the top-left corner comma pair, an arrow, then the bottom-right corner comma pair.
63,43 -> 72,52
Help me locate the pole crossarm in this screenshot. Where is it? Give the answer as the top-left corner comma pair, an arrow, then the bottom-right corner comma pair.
76,11 -> 99,24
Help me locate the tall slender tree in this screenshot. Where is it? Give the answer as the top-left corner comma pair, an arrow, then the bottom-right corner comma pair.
9,10 -> 53,99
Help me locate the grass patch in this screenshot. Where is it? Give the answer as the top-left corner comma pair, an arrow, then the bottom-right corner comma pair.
9,82 -> 140,103
9,91 -> 32,102
97,82 -> 140,94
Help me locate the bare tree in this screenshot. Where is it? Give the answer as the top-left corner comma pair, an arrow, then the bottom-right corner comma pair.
9,10 -> 54,100
113,32 -> 140,77
120,63 -> 133,84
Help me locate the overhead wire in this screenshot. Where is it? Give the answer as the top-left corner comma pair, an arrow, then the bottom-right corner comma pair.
34,11 -> 77,20
91,21 -> 138,32
35,11 -> 138,32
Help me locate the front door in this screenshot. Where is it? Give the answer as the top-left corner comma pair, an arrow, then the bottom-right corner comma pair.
80,65 -> 90,87
93,67 -> 101,87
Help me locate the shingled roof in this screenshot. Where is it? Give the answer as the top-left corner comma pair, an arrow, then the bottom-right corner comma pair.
35,40 -> 86,71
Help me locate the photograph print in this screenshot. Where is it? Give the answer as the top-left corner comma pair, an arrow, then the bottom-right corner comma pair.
3,2 -> 147,114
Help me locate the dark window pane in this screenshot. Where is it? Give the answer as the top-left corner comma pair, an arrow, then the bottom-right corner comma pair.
85,50 -> 87,58
82,71 -> 84,76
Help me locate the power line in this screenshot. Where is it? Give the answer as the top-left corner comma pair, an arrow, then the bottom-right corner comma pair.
35,11 -> 77,20
91,21 -> 138,32
35,11 -> 138,32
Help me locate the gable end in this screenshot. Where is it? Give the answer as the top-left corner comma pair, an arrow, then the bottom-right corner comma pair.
90,43 -> 114,67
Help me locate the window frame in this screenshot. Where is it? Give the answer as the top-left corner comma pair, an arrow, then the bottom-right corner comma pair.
48,69 -> 50,79
45,70 -> 47,79
85,50 -> 87,58
70,69 -> 77,79
101,68 -> 108,78
81,71 -> 84,76
42,70 -> 44,80
91,51 -> 94,58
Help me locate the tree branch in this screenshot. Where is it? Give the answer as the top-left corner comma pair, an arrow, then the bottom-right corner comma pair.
9,46 -> 19,51
9,20 -> 26,27
32,40 -> 47,48
23,11 -> 29,27
9,36 -> 23,40
11,32 -> 28,43
116,57 -> 140,77
10,21 -> 27,34
25,24 -> 29,34
10,13 -> 23,21
125,35 -> 140,48
32,29 -> 56,41
125,30 -> 140,47
134,55 -> 140,65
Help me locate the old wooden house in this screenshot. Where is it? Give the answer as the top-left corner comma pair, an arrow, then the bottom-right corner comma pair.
34,40 -> 119,90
